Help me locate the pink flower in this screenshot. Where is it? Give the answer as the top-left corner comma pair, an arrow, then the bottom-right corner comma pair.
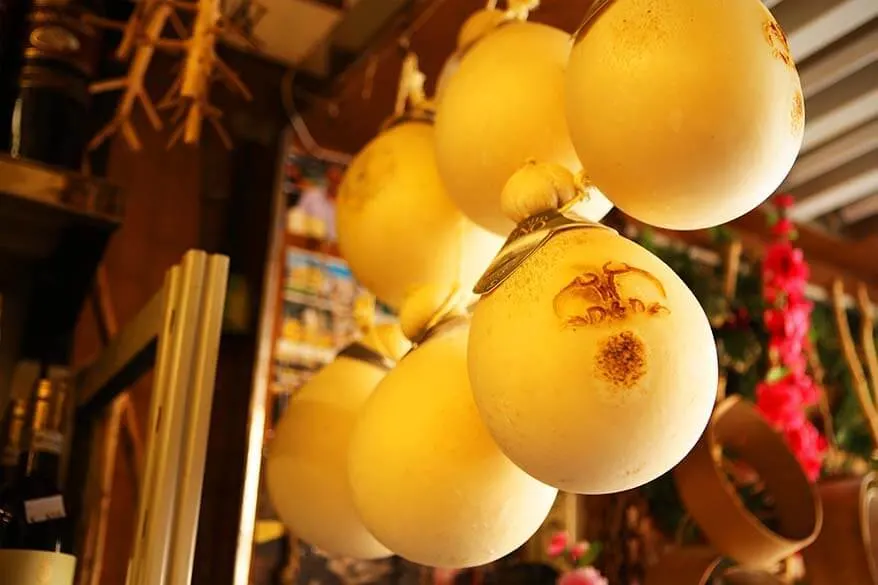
558,567 -> 609,585
570,541 -> 590,561
547,531 -> 569,557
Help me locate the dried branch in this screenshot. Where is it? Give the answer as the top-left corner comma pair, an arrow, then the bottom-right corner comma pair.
87,0 -> 258,152
856,283 -> 878,405
214,57 -> 253,100
171,0 -> 199,11
87,3 -> 173,152
167,8 -> 190,40
722,239 -> 743,300
806,340 -> 837,455
117,0 -> 169,59
81,13 -> 128,31
160,0 -> 250,148
832,279 -> 878,449
217,0 -> 266,51
158,71 -> 184,110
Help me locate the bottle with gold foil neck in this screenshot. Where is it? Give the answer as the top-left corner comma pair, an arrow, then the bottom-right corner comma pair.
0,399 -> 28,485
0,373 -> 72,561
6,0 -> 102,169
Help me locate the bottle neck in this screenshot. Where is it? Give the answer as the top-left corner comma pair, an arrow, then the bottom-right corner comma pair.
1,402 -> 27,471
21,380 -> 64,483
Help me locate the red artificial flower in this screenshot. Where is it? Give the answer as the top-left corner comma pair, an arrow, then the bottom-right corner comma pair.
764,301 -> 812,341
757,203 -> 825,482
771,217 -> 797,238
793,373 -> 819,406
769,336 -> 807,373
756,379 -> 808,429
774,193 -> 796,209
762,242 -> 810,302
783,420 -> 827,481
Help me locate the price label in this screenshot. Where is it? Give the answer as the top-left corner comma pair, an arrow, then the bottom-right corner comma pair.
24,495 -> 66,524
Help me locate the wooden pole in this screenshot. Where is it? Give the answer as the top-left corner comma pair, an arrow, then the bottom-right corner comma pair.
832,279 -> 878,450
856,283 -> 878,404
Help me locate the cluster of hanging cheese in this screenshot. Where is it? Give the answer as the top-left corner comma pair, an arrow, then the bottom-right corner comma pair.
267,0 -> 804,570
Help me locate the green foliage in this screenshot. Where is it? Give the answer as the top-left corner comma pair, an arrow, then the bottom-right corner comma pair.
577,541 -> 603,569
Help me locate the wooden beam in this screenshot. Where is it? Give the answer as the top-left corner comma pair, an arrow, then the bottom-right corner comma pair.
731,210 -> 878,285
614,209 -> 878,301
798,19 -> 878,98
784,118 -> 878,188
789,150 -> 878,220
846,213 -> 878,240
801,60 -> 878,152
773,0 -> 878,62
840,192 -> 878,224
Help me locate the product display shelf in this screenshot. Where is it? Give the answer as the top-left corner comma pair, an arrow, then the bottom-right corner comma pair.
0,154 -> 123,403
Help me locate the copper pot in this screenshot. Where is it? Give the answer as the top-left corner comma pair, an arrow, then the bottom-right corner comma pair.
674,396 -> 822,568
802,473 -> 878,584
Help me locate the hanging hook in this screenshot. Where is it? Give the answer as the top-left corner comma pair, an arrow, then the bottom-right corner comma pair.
505,0 -> 539,20
394,52 -> 427,117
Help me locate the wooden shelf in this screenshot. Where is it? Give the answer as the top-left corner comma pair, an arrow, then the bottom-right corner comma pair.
0,154 -> 123,396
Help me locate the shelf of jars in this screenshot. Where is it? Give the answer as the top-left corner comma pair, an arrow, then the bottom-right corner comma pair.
0,154 -> 123,401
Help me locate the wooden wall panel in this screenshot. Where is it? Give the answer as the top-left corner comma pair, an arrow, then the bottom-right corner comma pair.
73,53 -> 202,585
72,48 -> 286,585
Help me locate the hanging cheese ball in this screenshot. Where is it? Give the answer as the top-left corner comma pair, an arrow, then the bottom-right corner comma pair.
435,12 -> 612,235
265,343 -> 394,559
468,163 -> 718,494
565,0 -> 804,230
337,118 -> 503,310
348,295 -> 557,567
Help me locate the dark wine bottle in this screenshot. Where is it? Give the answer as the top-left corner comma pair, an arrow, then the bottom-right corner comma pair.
6,0 -> 101,170
0,398 -> 27,486
0,0 -> 28,151
0,373 -> 71,560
